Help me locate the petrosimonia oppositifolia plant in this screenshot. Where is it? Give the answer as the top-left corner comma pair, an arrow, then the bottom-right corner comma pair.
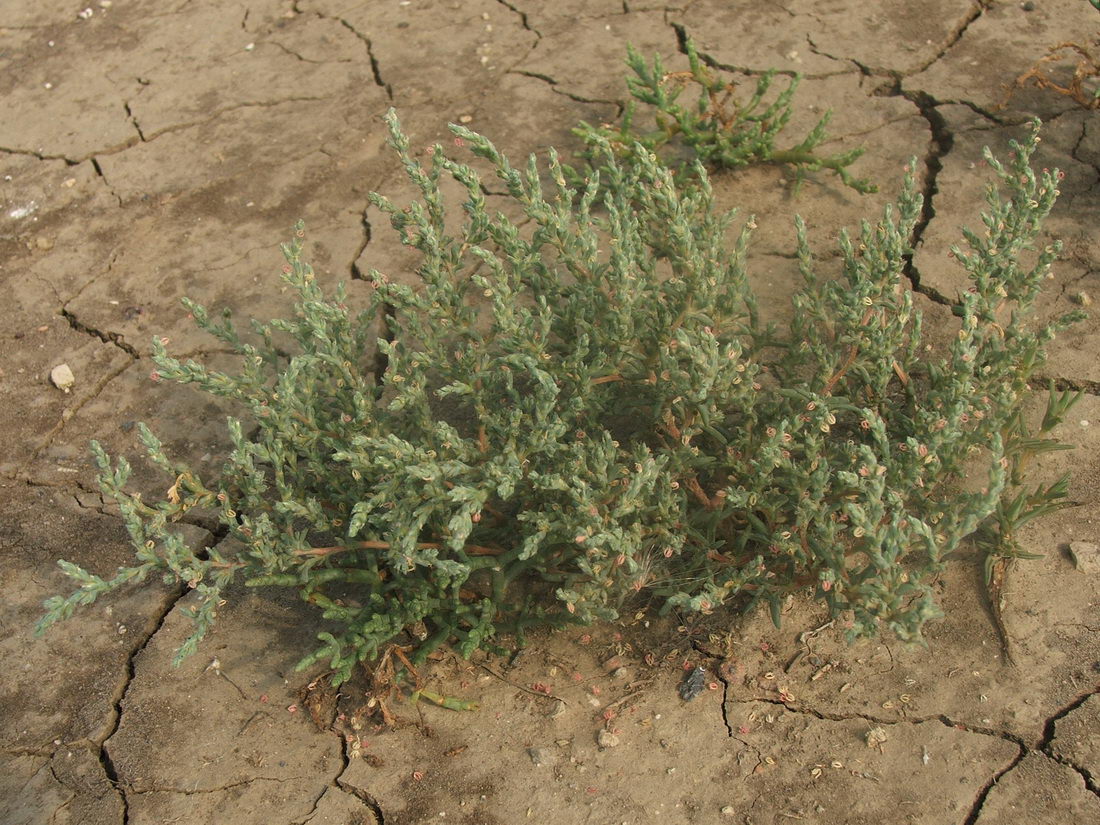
571,39 -> 876,193
37,112 -> 1080,685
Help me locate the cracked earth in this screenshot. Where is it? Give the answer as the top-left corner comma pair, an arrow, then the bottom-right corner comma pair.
2,1 -> 1099,823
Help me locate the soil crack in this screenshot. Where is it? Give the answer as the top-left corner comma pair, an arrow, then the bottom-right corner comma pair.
961,743 -> 1027,825
2,97 -> 328,165
1070,118 -> 1100,184
60,308 -> 140,358
1038,688 -> 1100,797
673,22 -> 849,79
127,775 -> 295,795
90,157 -> 124,208
335,736 -> 386,824
266,40 -> 352,65
505,68 -> 623,106
295,784 -> 332,825
494,0 -> 541,39
804,34 -> 867,74
876,83 -> 956,306
909,0 -> 988,77
321,16 -> 393,101
122,102 -> 146,143
1032,375 -> 1100,396
727,692 -> 1035,750
97,582 -> 189,825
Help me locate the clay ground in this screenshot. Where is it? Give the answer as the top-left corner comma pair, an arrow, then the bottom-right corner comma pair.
2,1 -> 1100,823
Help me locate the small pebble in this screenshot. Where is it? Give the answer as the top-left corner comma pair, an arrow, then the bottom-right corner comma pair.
50,364 -> 75,392
597,729 -> 620,749
1068,540 -> 1100,574
721,806 -> 736,816
1071,290 -> 1092,307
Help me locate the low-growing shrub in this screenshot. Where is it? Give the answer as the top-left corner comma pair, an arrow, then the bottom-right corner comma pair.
37,112 -> 1080,685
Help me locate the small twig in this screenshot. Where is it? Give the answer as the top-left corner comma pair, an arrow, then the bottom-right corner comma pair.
591,373 -> 624,385
798,620 -> 834,645
478,664 -> 569,703
822,307 -> 876,395
602,689 -> 646,713
684,476 -> 717,510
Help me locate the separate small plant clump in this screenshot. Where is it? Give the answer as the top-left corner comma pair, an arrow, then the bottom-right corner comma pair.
571,39 -> 876,193
37,111 -> 1080,687
1010,40 -> 1100,110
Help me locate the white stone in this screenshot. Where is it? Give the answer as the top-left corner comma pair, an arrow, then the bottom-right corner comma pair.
596,729 -> 620,749
1068,541 -> 1100,574
50,363 -> 75,392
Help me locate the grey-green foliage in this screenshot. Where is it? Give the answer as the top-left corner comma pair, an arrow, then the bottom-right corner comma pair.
572,39 -> 875,193
38,112 -> 1080,685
